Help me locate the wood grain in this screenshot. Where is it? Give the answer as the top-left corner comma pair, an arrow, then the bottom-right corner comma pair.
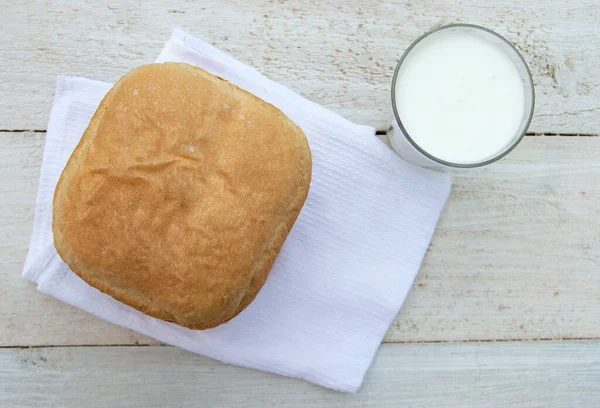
1,132 -> 598,346
1,341 -> 598,406
1,0 -> 599,132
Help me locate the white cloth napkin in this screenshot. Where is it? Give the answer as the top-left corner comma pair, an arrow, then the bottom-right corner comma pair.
23,29 -> 452,392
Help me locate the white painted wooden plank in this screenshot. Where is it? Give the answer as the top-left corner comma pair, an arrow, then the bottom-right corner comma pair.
391,134 -> 600,342
1,341 -> 598,407
1,0 -> 599,132
1,132 -> 598,346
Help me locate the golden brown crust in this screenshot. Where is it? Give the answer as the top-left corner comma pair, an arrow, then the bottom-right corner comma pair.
52,63 -> 311,329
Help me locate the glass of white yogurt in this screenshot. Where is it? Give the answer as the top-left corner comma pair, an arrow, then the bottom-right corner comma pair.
389,24 -> 535,167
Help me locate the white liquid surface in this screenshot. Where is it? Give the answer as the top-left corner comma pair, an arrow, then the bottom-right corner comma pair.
394,30 -> 526,164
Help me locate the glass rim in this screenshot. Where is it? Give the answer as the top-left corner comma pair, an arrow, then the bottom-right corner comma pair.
391,23 -> 536,168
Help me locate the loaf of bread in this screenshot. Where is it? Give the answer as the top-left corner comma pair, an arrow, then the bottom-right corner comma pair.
52,63 -> 312,329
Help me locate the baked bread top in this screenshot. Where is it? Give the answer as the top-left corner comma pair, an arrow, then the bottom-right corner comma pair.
52,62 -> 311,329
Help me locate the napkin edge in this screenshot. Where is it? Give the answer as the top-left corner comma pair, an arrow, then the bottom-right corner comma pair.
22,77 -> 72,281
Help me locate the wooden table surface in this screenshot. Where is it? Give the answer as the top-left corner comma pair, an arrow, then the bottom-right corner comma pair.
1,1 -> 599,407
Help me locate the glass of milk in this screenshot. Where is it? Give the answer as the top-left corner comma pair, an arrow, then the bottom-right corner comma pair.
389,24 -> 535,167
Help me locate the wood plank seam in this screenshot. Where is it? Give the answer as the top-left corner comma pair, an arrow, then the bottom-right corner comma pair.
0,129 -> 46,133
1,129 -> 599,136
527,132 -> 599,137
2,337 -> 600,349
